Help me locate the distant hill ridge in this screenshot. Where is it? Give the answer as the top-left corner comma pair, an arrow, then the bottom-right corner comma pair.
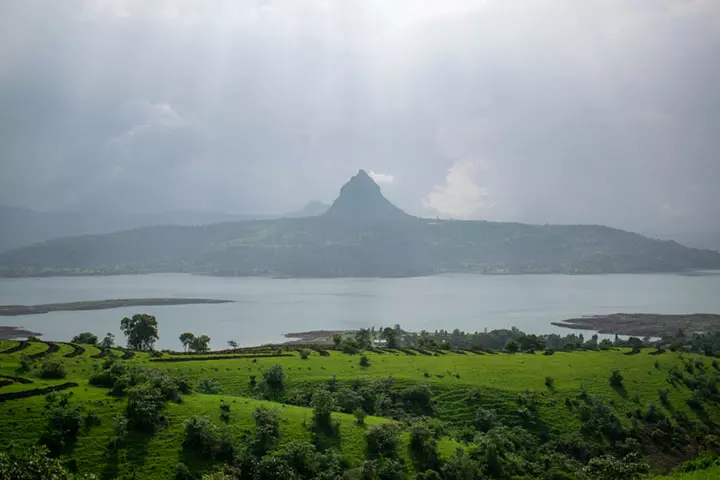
1,170 -> 719,277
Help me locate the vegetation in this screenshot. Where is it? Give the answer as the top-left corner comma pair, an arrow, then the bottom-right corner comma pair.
71,332 -> 98,345
120,314 -> 159,351
3,316 -> 720,479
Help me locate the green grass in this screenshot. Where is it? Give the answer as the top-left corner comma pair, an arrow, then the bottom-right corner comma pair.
652,465 -> 720,479
1,344 -> 717,478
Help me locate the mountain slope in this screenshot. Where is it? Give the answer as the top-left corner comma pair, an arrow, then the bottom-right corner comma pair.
2,171 -> 720,277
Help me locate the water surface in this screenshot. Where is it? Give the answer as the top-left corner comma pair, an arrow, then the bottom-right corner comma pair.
1,272 -> 719,349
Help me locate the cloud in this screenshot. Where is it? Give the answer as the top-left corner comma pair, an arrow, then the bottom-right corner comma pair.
422,161 -> 491,219
368,171 -> 395,185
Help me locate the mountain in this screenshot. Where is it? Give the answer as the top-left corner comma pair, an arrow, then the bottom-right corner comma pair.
283,201 -> 330,218
0,201 -> 331,254
2,170 -> 720,277
324,170 -> 411,224
646,229 -> 720,254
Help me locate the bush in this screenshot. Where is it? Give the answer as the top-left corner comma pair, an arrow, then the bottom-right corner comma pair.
474,407 -> 499,432
354,408 -> 367,425
545,376 -> 555,388
583,453 -> 649,480
0,446 -> 78,479
299,349 -> 311,360
175,462 -> 194,480
261,364 -> 286,393
197,378 -> 221,394
19,354 -> 34,372
609,369 -> 623,387
71,332 -> 98,345
504,340 -> 520,353
126,384 -> 166,432
359,355 -> 370,368
311,390 -> 336,434
366,423 -> 401,459
409,422 -> 439,471
40,358 -> 67,379
251,407 -> 281,456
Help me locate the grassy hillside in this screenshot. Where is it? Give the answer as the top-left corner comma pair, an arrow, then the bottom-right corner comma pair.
2,338 -> 720,478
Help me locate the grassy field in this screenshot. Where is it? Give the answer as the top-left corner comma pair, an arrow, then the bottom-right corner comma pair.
1,339 -> 719,478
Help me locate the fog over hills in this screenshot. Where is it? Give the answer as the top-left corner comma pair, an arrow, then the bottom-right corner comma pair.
1,171 -> 719,278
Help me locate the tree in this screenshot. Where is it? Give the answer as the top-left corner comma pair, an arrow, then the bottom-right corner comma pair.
71,332 -> 97,345
179,332 -> 195,352
332,334 -> 343,348
0,446 -> 81,479
227,340 -> 238,349
120,314 -> 159,351
355,328 -> 372,350
504,339 -> 519,353
380,327 -> 398,348
311,390 -> 335,432
189,335 -> 211,353
100,333 -> 115,348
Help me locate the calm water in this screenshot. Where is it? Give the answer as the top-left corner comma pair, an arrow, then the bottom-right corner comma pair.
1,272 -> 719,349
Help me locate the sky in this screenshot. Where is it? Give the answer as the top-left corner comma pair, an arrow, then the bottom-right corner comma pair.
0,0 -> 719,234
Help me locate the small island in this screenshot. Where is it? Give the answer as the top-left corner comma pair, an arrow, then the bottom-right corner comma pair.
552,313 -> 720,337
0,298 -> 234,317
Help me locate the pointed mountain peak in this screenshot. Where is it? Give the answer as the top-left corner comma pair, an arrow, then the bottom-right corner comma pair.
325,170 -> 411,224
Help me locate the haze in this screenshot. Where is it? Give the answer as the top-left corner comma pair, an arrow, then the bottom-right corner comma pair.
1,0 -> 719,236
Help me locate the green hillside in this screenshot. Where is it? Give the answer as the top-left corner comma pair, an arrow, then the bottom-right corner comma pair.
2,171 -> 719,277
3,330 -> 720,479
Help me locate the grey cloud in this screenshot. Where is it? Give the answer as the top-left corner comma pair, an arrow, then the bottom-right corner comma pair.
0,0 -> 718,234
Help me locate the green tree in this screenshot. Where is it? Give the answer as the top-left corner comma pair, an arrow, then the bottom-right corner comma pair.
227,340 -> 238,349
189,334 -> 211,353
120,314 -> 159,351
100,332 -> 115,348
0,446 -> 83,479
504,339 -> 519,353
311,390 -> 335,433
380,327 -> 398,348
71,332 -> 97,345
355,328 -> 372,350
332,334 -> 343,348
179,332 -> 195,352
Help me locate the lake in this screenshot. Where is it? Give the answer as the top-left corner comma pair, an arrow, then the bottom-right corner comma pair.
1,272 -> 720,349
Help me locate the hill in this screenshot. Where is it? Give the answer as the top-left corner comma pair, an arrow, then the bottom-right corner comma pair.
2,333 -> 720,479
0,201 -> 329,254
1,170 -> 720,277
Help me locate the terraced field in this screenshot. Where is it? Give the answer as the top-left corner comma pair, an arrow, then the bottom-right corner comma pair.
1,339 -> 719,479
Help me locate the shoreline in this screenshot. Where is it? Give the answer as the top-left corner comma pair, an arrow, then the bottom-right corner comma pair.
0,298 -> 234,317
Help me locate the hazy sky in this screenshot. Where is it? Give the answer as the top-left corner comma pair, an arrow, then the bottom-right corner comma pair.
1,0 -> 719,233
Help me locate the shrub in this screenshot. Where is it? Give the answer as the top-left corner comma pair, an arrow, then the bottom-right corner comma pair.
545,376 -> 555,388
71,332 -> 98,345
0,447 -> 78,478
184,415 -> 218,452
19,354 -> 34,372
311,390 -> 336,433
609,369 -> 623,387
299,349 -> 311,360
658,389 -> 669,406
474,407 -> 499,432
126,384 -> 166,432
359,355 -> 370,368
354,408 -> 367,425
441,448 -> 480,480
504,340 -> 520,353
261,364 -> 286,393
197,378 -> 221,394
365,423 -> 401,459
175,462 -> 194,480
583,453 -> 649,480
251,407 -> 281,456
39,358 -> 66,379
543,349 -> 555,356
409,422 -> 439,471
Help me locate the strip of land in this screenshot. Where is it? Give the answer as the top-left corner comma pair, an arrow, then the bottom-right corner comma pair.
0,298 -> 233,317
552,313 -> 720,337
0,326 -> 41,340
284,330 -> 348,345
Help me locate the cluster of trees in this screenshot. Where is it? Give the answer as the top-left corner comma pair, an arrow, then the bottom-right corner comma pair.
71,332 -> 115,348
179,332 -> 212,353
